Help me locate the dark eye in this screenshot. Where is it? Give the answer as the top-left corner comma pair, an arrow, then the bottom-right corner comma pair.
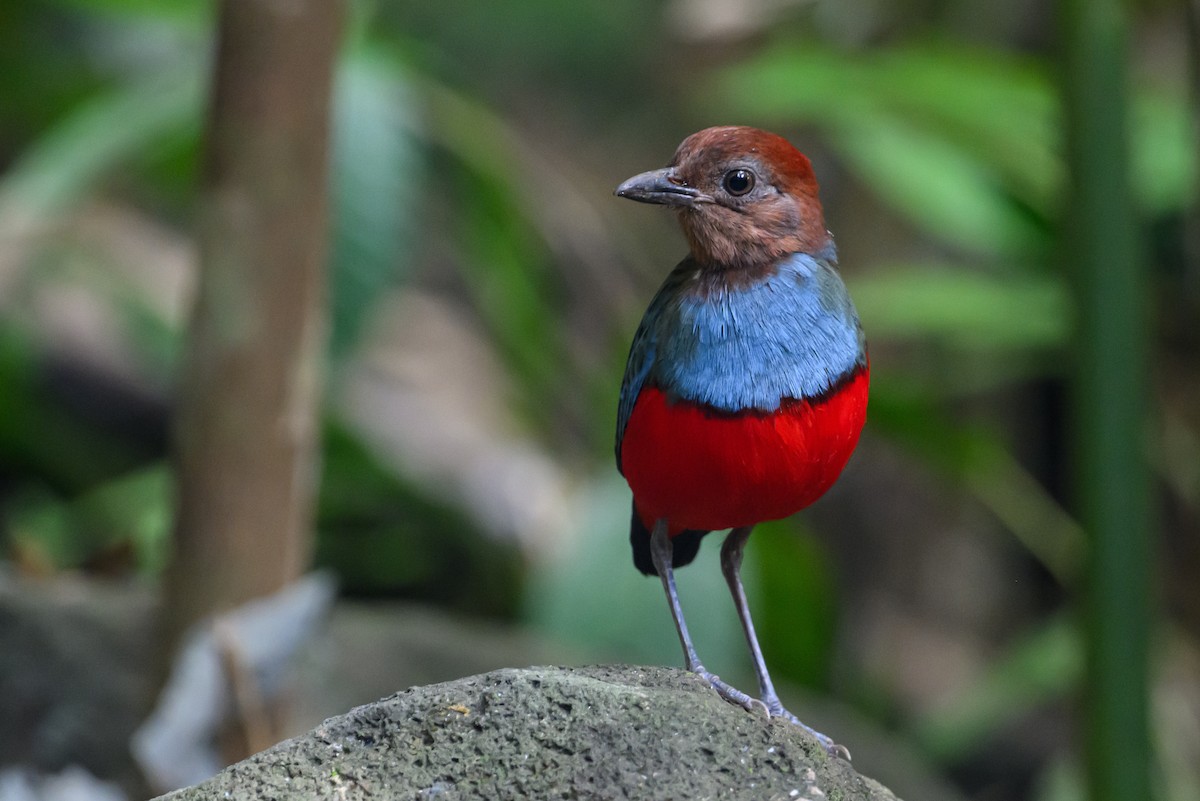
722,169 -> 756,196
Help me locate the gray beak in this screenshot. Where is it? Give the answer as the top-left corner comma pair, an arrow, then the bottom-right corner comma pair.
615,168 -> 705,207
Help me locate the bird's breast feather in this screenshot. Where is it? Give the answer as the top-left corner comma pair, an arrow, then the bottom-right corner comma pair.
651,254 -> 864,413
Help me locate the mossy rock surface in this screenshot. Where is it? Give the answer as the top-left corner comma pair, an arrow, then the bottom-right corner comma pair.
158,664 -> 901,801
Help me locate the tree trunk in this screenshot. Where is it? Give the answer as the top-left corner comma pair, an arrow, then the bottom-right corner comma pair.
164,0 -> 344,654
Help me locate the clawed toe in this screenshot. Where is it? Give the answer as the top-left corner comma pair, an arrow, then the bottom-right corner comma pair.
691,672 -> 848,758
692,667 -> 761,714
770,705 -> 850,760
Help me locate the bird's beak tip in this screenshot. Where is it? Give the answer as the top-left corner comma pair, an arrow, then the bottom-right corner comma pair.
614,168 -> 699,207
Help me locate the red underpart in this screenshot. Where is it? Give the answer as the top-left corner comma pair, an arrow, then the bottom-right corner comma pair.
621,366 -> 869,535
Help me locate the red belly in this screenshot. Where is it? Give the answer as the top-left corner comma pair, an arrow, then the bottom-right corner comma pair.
620,367 -> 868,534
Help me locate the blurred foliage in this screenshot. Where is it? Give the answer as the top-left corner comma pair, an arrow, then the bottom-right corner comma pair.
0,325 -> 154,492
524,476 -> 750,679
0,1 -> 1197,800
914,615 -> 1082,763
318,423 -> 523,616
753,519 -> 839,690
714,43 -> 1195,247
849,268 -> 1069,355
328,46 -> 423,360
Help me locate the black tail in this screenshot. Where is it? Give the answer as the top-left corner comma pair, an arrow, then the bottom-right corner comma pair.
629,503 -> 709,576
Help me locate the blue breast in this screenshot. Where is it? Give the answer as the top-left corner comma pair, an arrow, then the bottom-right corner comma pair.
617,251 -> 865,460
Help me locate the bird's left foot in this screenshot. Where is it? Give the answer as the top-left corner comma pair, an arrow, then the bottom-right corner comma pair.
766,699 -> 851,761
691,667 -> 770,717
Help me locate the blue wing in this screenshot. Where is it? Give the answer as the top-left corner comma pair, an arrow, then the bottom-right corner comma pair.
614,261 -> 693,472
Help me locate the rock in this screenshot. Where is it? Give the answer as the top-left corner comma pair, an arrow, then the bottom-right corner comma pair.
0,569 -> 155,795
157,664 -> 901,801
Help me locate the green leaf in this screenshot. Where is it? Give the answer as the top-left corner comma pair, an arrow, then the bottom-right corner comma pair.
1131,91 -> 1199,213
0,70 -> 201,221
848,46 -> 1061,210
833,116 -> 1048,255
848,266 -> 1070,351
73,465 -> 172,574
328,48 -> 424,359
5,466 -> 170,574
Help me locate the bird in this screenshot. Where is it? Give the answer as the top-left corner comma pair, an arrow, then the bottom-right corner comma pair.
614,126 -> 868,759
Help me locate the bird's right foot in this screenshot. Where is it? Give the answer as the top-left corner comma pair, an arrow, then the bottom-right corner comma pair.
766,698 -> 851,761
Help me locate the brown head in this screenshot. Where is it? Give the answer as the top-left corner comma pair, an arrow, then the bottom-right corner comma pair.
615,126 -> 830,270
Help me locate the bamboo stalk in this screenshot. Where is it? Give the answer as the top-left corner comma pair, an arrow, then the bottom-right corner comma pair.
1059,0 -> 1155,798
